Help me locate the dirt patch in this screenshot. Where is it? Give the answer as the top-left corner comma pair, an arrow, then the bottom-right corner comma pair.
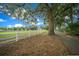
0,33 -> 71,56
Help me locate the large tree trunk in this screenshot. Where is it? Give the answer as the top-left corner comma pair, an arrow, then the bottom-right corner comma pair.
48,18 -> 55,35
47,8 -> 55,35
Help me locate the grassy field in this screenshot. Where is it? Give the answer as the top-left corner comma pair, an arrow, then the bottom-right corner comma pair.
0,30 -> 35,38
0,32 -> 15,38
0,30 -> 47,35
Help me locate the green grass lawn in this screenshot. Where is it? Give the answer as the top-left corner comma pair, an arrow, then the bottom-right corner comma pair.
0,30 -> 35,38
0,32 -> 15,38
0,30 -> 35,44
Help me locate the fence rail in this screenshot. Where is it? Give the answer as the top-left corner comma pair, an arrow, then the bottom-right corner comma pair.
0,30 -> 46,44
0,31 -> 27,43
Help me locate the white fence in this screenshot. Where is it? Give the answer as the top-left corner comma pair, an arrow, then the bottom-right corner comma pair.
0,30 -> 44,44
0,31 -> 27,43
15,31 -> 27,41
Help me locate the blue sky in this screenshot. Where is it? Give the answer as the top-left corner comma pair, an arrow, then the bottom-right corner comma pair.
0,11 -> 44,28
0,3 -> 45,28
31,3 -> 38,10
0,12 -> 27,27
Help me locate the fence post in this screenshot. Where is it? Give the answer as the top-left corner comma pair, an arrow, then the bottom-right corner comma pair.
16,31 -> 19,41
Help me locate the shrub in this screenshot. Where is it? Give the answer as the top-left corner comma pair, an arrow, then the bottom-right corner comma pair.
28,25 -> 37,30
41,25 -> 48,30
65,21 -> 79,35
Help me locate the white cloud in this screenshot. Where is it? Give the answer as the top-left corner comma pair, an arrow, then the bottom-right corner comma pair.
37,18 -> 40,21
7,25 -> 13,28
14,24 -> 23,28
65,16 -> 70,20
8,13 -> 11,15
0,19 -> 6,22
0,6 -> 3,8
12,17 -> 16,19
37,22 -> 43,25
